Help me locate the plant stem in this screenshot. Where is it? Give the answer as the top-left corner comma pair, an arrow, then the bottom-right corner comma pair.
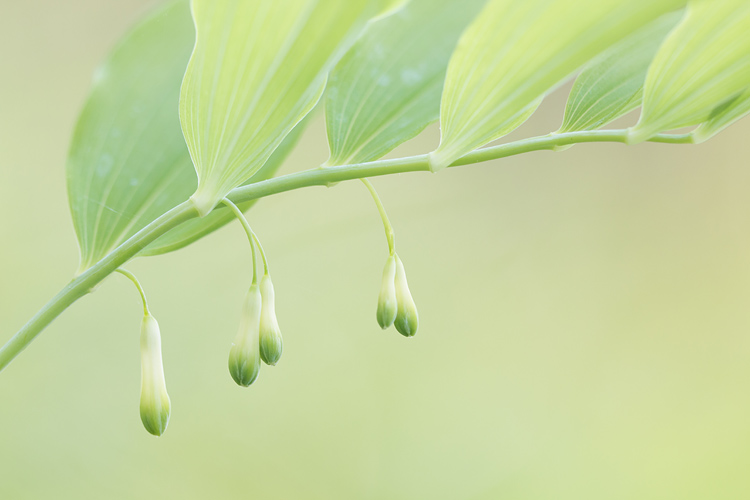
115,268 -> 150,316
222,198 -> 260,283
251,232 -> 269,276
361,179 -> 396,255
0,201 -> 197,372
0,129 -> 691,373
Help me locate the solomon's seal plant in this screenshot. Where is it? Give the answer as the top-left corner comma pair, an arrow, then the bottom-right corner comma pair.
2,0 -> 750,436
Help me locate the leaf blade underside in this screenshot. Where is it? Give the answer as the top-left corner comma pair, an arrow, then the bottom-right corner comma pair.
430,0 -> 686,171
692,90 -> 750,143
629,0 -> 750,143
67,0 -> 308,268
559,11 -> 684,133
66,0 -> 196,272
181,0 -> 392,216
324,0 -> 487,166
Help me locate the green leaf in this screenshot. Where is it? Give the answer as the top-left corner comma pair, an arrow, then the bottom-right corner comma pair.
692,90 -> 750,143
66,0 -> 196,273
324,0 -> 486,166
140,119 -> 307,256
559,11 -> 683,133
181,0 -> 391,216
628,0 -> 750,143
429,0 -> 686,171
67,0 -> 307,269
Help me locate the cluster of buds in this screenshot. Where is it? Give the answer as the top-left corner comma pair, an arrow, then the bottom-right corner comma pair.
229,274 -> 283,387
377,254 -> 418,337
131,198 -> 418,436
134,257 -> 285,437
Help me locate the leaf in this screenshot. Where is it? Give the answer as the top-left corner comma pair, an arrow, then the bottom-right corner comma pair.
429,0 -> 686,171
67,1 -> 307,270
692,91 -> 750,143
559,11 -> 683,133
628,0 -> 750,143
324,0 -> 486,166
66,0 -> 196,273
181,0 -> 392,216
140,119 -> 307,256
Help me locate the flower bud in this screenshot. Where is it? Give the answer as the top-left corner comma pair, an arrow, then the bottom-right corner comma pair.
228,284 -> 262,387
259,274 -> 283,366
393,255 -> 418,337
139,314 -> 171,437
376,255 -> 398,329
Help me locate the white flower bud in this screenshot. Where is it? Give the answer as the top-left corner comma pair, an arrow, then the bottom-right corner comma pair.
139,314 -> 171,437
228,284 -> 262,387
376,255 -> 398,329
393,255 -> 418,337
259,274 -> 283,366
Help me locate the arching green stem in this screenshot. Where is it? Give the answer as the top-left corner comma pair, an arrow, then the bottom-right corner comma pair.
222,198 -> 261,283
115,268 -> 150,316
0,129 -> 692,373
250,231 -> 269,277
361,178 -> 396,255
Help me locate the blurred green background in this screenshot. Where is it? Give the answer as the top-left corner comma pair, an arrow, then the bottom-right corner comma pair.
3,1 -> 750,499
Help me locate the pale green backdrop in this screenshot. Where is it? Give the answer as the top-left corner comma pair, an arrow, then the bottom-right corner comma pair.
2,1 -> 750,499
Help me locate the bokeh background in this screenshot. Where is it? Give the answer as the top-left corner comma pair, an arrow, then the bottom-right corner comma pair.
3,1 -> 750,499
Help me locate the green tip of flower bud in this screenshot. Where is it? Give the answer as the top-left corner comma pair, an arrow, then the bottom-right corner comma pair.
140,395 -> 171,437
139,314 -> 171,436
376,255 -> 398,329
260,330 -> 283,366
394,255 -> 419,337
228,285 -> 262,387
259,275 -> 283,366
